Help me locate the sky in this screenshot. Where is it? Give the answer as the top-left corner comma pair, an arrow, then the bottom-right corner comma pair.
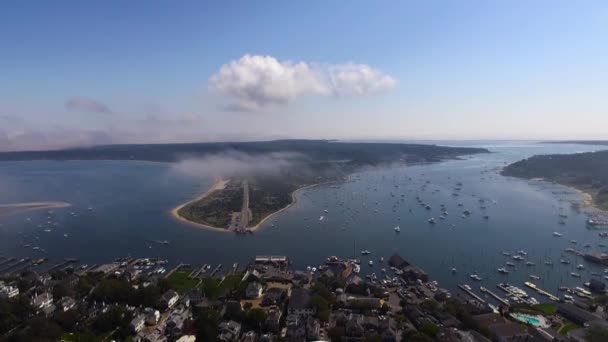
1,1 -> 607,151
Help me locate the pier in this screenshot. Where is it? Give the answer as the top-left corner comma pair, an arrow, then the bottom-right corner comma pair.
0,258 -> 32,276
46,258 -> 79,273
190,264 -> 208,278
458,284 -> 486,303
480,286 -> 510,306
165,263 -> 186,279
0,257 -> 17,267
524,282 -> 560,301
210,264 -> 222,277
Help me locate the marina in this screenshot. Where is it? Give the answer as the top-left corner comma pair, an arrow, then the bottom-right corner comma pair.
496,283 -> 539,305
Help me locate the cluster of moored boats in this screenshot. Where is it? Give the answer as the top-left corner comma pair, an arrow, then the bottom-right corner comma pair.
497,282 -> 540,305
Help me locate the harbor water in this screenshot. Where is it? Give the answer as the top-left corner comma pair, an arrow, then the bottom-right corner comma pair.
1,142 -> 607,300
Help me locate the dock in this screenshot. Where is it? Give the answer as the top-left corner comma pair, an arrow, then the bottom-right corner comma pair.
165,263 -> 186,279
46,258 -> 79,273
524,282 -> 560,301
190,264 -> 208,278
480,286 -> 510,306
0,257 -> 17,267
0,258 -> 32,276
458,284 -> 486,303
210,264 -> 222,277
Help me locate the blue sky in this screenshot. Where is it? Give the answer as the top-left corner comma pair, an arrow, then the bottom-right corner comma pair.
1,1 -> 607,150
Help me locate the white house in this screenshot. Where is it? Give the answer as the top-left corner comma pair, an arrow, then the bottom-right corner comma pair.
130,314 -> 146,333
160,290 -> 179,310
31,292 -> 53,311
146,310 -> 160,325
60,297 -> 76,312
0,284 -> 19,299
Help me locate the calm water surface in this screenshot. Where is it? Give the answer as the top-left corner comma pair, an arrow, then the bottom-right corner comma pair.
1,143 -> 607,300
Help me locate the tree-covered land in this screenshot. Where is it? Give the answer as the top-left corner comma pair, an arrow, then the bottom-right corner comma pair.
178,180 -> 244,228
0,139 -> 488,163
502,150 -> 608,210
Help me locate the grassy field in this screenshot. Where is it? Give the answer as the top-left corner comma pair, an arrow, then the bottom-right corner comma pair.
200,274 -> 244,299
166,271 -> 199,294
531,303 -> 557,315
558,321 -> 580,336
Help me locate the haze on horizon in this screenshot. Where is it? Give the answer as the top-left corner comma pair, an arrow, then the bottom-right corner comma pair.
1,1 -> 607,152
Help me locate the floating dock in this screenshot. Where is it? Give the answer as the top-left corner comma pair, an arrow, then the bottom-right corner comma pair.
0,258 -> 32,275
480,286 -> 510,306
210,264 -> 222,277
458,284 -> 486,303
190,264 -> 208,278
46,258 -> 79,273
524,282 -> 560,301
0,257 -> 16,267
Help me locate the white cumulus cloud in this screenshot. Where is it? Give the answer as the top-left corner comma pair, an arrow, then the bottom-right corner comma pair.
208,54 -> 396,111
328,63 -> 397,96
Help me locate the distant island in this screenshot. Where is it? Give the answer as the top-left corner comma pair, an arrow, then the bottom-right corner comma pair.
502,150 -> 608,211
0,140 -> 489,232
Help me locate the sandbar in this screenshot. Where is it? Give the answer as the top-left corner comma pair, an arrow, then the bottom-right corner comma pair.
0,202 -> 71,217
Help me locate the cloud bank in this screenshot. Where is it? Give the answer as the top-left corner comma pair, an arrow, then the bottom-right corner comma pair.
208,54 -> 396,111
0,112 -> 209,152
65,96 -> 112,113
171,151 -> 306,179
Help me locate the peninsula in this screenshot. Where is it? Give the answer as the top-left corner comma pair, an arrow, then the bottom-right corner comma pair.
502,150 -> 608,211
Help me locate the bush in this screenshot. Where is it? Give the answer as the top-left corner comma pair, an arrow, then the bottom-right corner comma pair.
419,322 -> 439,338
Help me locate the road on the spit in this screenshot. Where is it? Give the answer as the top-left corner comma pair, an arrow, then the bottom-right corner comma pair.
238,180 -> 250,232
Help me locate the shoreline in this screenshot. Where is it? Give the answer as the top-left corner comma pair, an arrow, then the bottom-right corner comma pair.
503,171 -> 607,214
571,187 -> 607,213
171,176 -> 350,233
246,176 -> 351,231
170,178 -> 233,233
530,178 -> 606,213
0,201 -> 71,217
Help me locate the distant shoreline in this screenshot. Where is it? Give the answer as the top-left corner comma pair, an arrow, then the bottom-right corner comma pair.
0,202 -> 71,217
502,174 -> 607,213
170,176 -> 350,233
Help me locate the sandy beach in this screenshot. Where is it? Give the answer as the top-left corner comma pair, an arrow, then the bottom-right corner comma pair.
571,187 -> 607,213
170,178 -> 233,232
0,202 -> 71,217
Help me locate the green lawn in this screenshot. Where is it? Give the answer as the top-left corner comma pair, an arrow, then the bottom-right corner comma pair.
166,271 -> 199,294
531,303 -> 557,315
558,321 -> 580,336
200,274 -> 244,299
